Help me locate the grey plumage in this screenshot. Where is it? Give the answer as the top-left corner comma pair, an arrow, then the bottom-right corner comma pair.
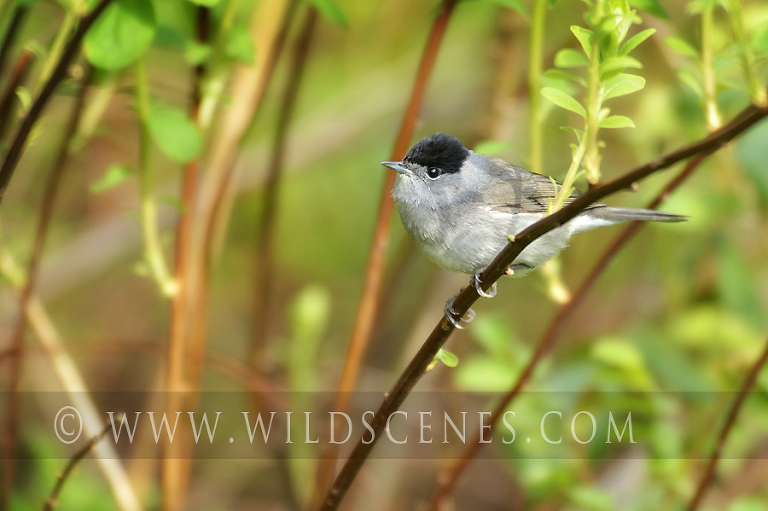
384,133 -> 685,276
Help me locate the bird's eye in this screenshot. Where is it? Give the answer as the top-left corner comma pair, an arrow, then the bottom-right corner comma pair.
426,167 -> 441,180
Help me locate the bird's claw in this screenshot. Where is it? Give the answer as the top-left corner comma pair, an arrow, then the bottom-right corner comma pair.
444,295 -> 475,329
471,269 -> 496,298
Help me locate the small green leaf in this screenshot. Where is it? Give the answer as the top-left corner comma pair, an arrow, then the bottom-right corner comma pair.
620,28 -> 656,56
600,55 -> 643,78
185,41 -> 212,66
306,0 -> 348,27
628,0 -> 669,19
85,0 -> 157,70
225,25 -> 255,64
560,126 -> 584,141
542,68 -> 586,87
601,73 -> 646,101
676,68 -> 703,98
570,26 -> 593,55
438,349 -> 459,368
90,164 -> 133,193
541,87 -> 586,117
555,48 -> 588,68
600,115 -> 635,129
752,23 -> 768,53
15,86 -> 32,112
148,104 -> 203,163
665,37 -> 699,59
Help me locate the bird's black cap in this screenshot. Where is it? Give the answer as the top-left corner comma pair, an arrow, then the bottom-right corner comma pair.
403,133 -> 469,175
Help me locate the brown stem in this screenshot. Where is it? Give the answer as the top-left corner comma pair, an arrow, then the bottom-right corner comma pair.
43,418 -> 115,511
0,49 -> 33,140
252,7 -> 318,373
317,101 -> 768,511
0,0 -> 114,204
162,6 -> 208,510
313,1 -> 460,507
686,333 -> 768,511
427,150 -> 713,510
2,64 -> 93,509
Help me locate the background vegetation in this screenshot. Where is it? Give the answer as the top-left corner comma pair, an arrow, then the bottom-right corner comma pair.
1,0 -> 768,510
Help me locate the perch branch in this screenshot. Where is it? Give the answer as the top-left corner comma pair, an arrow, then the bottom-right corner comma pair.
318,101 -> 768,511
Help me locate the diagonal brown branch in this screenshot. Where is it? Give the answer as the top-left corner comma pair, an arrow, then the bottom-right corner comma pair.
317,101 -> 768,511
313,0 -> 460,506
0,0 -> 114,204
427,150 -> 713,510
686,332 -> 768,511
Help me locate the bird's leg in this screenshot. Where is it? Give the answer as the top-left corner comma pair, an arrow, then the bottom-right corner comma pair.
444,295 -> 475,329
470,269 -> 496,298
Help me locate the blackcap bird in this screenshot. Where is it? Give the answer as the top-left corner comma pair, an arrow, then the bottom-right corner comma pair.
382,133 -> 685,326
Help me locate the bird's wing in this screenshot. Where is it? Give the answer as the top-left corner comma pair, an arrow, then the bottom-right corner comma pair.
481,159 -> 580,214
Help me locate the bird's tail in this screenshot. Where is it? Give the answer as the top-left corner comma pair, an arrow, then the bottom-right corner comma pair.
589,206 -> 688,223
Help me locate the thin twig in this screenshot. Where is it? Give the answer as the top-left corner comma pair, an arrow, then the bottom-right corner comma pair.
427,151 -> 713,510
317,101 -> 768,511
0,4 -> 28,80
0,0 -> 114,204
2,64 -> 93,510
313,1 -> 460,506
43,417 -> 116,511
0,49 -> 33,140
246,12 -> 320,507
252,7 -> 318,372
686,333 -> 768,511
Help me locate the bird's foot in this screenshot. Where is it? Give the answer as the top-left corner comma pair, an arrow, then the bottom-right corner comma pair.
444,295 -> 475,329
471,269 -> 496,298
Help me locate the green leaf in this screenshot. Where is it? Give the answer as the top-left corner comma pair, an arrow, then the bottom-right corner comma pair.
665,37 -> 699,59
555,48 -> 588,68
476,0 -> 530,20
601,73 -> 645,100
570,26 -> 593,55
560,126 -> 584,141
188,0 -> 221,6
600,55 -> 643,78
620,28 -> 656,56
541,87 -> 586,117
84,0 -> 156,70
628,0 -> 669,19
148,104 -> 203,163
438,349 -> 459,368
14,86 -> 32,112
185,41 -> 212,66
542,68 -> 586,87
752,23 -> 768,53
736,117 -> 768,207
90,164 -> 133,193
600,115 -> 635,128
225,25 -> 255,64
676,68 -> 703,97
306,0 -> 349,27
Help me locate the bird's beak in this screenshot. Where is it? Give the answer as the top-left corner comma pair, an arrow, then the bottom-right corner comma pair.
381,161 -> 411,175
